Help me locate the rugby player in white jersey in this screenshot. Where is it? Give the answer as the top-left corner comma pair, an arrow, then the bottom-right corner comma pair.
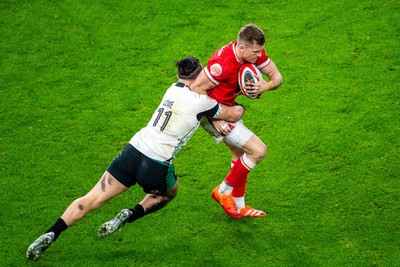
26,56 -> 244,261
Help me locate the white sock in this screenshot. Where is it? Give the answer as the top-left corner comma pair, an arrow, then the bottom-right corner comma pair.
218,180 -> 233,195
242,153 -> 256,170
233,196 -> 245,211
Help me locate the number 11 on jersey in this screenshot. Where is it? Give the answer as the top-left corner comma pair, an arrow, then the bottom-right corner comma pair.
152,108 -> 172,132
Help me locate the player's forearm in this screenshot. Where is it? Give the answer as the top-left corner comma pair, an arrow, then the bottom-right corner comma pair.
190,70 -> 215,95
260,60 -> 283,92
261,71 -> 283,93
218,104 -> 245,122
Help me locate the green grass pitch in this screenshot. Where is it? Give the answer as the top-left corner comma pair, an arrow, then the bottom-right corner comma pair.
1,0 -> 399,266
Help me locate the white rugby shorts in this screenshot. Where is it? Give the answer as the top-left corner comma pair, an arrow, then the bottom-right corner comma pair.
200,118 -> 253,148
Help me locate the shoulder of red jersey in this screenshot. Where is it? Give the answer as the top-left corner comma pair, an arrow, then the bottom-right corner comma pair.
205,41 -> 238,84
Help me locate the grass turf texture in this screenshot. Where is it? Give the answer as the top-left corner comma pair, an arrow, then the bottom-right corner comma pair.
1,0 -> 399,266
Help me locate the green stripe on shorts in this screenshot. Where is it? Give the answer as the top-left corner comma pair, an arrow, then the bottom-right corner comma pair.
151,159 -> 177,192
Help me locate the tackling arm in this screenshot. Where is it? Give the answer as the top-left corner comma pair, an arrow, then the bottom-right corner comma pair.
192,70 -> 243,135
212,104 -> 244,136
190,70 -> 215,95
216,104 -> 245,123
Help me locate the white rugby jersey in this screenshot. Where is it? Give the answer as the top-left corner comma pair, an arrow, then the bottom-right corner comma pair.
130,82 -> 221,163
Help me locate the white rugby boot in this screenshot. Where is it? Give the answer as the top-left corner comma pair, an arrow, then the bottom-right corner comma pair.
98,209 -> 132,238
26,232 -> 55,260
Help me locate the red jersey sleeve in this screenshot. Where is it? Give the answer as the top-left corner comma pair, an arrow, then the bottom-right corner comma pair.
255,50 -> 271,70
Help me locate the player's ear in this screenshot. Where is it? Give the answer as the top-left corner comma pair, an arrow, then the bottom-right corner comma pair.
237,43 -> 248,55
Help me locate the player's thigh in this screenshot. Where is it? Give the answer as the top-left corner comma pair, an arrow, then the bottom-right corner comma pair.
223,120 -> 253,148
224,142 -> 245,160
86,171 -> 129,204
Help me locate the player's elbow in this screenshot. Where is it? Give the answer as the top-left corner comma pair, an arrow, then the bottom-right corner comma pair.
231,104 -> 245,122
217,104 -> 245,122
276,73 -> 283,87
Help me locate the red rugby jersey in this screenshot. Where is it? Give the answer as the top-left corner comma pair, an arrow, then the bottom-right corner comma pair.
204,41 -> 271,106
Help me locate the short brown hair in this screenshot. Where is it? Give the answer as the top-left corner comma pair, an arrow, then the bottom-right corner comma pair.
237,24 -> 265,46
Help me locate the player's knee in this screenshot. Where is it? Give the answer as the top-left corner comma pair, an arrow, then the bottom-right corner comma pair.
252,143 -> 267,163
232,104 -> 245,121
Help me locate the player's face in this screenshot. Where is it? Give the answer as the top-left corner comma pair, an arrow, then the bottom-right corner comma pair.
240,43 -> 264,63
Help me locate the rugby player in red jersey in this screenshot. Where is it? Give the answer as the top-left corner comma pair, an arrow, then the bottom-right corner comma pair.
191,24 -> 283,218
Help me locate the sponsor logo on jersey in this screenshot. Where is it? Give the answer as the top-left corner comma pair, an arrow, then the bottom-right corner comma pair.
210,63 -> 222,76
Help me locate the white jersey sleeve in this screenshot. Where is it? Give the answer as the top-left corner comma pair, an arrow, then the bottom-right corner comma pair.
130,82 -> 220,163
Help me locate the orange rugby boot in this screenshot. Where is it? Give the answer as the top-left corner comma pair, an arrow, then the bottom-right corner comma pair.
232,205 -> 267,219
211,186 -> 238,216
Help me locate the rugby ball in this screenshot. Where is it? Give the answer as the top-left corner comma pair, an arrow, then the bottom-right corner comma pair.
238,64 -> 261,99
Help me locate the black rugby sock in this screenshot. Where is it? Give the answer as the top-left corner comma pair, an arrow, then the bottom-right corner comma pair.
127,204 -> 145,223
46,218 -> 68,241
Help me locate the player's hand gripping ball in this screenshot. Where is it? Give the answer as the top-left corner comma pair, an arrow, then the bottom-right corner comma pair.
238,64 -> 261,99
